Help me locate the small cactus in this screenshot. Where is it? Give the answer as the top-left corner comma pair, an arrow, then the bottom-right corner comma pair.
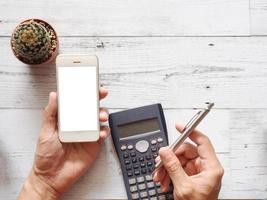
11,19 -> 58,65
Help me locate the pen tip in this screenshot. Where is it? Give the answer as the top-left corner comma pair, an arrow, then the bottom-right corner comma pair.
206,102 -> 214,109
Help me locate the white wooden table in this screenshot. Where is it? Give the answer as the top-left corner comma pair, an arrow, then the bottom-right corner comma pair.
0,0 -> 267,199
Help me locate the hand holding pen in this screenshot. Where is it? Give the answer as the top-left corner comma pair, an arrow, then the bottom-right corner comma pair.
152,103 -> 214,175
152,103 -> 224,200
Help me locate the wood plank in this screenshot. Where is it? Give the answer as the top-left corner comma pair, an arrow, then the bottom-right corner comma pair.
1,37 -> 267,109
0,108 -> 266,199
0,0 -> 249,36
250,0 -> 267,35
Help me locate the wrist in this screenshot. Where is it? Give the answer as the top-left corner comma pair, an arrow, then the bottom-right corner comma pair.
18,170 -> 60,200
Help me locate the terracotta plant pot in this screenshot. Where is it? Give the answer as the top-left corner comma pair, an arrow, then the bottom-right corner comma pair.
11,19 -> 59,65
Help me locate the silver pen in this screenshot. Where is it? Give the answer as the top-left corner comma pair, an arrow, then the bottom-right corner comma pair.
152,102 -> 214,176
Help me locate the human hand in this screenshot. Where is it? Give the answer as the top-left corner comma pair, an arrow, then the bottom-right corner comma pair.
153,124 -> 224,200
18,87 -> 110,200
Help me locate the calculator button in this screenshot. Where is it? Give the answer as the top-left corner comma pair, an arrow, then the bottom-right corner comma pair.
130,152 -> 136,157
124,160 -> 130,165
130,185 -> 138,193
140,163 -> 146,168
150,197 -> 157,200
134,170 -> 140,176
157,187 -> 163,194
155,182 -> 161,187
145,174 -> 153,181
159,195 -> 167,200
147,162 -> 153,166
153,153 -> 158,158
131,193 -> 139,200
147,181 -> 155,189
127,171 -> 133,177
139,157 -> 144,162
151,139 -> 157,145
157,137 -> 163,143
140,191 -> 148,198
127,144 -> 133,150
141,169 -> 147,174
132,158 -> 137,163
138,183 -> 146,190
151,147 -> 157,152
135,140 -> 149,153
146,155 -> 152,160
137,176 -> 145,183
133,164 -> 139,169
148,189 -> 156,196
120,145 -> 127,151
128,178 -> 136,185
123,153 -> 129,158
126,165 -> 132,171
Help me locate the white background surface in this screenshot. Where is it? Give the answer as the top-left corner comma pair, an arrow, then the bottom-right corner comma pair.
58,67 -> 97,132
0,0 -> 267,199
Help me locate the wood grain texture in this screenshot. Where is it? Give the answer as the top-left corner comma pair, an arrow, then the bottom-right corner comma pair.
0,108 -> 266,199
0,0 -> 249,36
250,0 -> 267,35
1,0 -> 267,199
1,37 -> 267,109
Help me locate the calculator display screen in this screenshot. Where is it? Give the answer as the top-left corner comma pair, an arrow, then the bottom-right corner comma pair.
117,118 -> 160,138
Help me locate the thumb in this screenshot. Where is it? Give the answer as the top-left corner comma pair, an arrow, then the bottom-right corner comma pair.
159,147 -> 188,186
42,92 -> 58,133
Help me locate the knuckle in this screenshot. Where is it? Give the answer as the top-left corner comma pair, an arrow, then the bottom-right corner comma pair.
43,106 -> 49,116
210,165 -> 224,182
201,134 -> 211,143
179,184 -> 193,199
216,166 -> 224,177
43,107 -> 52,120
166,159 -> 180,173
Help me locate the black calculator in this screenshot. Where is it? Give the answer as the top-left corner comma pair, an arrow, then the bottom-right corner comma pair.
109,104 -> 174,200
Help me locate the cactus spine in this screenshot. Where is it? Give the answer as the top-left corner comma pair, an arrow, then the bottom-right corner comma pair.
11,19 -> 57,65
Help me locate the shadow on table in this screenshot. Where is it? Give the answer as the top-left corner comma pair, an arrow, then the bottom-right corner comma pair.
29,63 -> 57,107
0,140 -> 12,183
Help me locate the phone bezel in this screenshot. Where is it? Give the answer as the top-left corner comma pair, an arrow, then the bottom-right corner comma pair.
56,54 -> 100,142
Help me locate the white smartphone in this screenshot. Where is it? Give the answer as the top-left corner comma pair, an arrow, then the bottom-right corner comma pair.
56,54 -> 99,142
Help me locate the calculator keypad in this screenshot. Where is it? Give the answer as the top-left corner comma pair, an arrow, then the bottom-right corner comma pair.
135,140 -> 149,153
121,137 -> 173,200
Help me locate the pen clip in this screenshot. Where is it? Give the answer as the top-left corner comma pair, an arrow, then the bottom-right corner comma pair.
182,110 -> 202,133
170,111 -> 202,150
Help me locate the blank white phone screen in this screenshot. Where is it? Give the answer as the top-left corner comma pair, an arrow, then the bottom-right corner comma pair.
58,66 -> 98,132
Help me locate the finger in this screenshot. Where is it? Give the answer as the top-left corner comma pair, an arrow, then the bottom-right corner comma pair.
99,108 -> 109,122
98,126 -> 110,144
176,123 -> 217,161
42,92 -> 58,133
99,87 -> 108,100
161,174 -> 171,193
153,167 -> 166,182
155,156 -> 160,163
184,160 -> 198,176
159,147 -> 188,186
175,142 -> 198,160
177,155 -> 188,167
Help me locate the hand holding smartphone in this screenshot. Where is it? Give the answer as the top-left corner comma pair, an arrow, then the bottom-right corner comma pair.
56,54 -> 99,142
